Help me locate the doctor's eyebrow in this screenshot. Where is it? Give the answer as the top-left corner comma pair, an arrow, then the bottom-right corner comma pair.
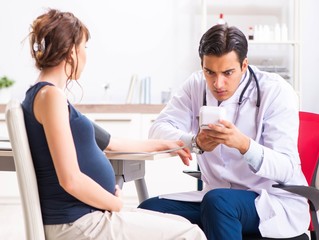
223,68 -> 235,75
203,67 -> 235,74
203,67 -> 215,74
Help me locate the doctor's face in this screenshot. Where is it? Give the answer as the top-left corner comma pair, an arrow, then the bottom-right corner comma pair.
202,51 -> 248,102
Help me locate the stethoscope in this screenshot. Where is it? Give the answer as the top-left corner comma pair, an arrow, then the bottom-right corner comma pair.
201,65 -> 261,129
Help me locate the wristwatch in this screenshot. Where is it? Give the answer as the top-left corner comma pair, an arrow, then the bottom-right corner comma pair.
191,135 -> 204,154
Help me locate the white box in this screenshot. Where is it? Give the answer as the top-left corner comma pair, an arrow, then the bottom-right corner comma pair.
199,106 -> 226,129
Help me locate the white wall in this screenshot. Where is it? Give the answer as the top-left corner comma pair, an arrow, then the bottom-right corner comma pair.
1,0 -> 318,112
0,0 -> 201,104
299,0 -> 319,114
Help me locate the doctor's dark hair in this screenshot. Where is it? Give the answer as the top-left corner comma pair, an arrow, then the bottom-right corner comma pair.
198,24 -> 248,67
29,9 -> 90,80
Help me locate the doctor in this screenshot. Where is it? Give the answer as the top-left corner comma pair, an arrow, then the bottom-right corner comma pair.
139,24 -> 310,239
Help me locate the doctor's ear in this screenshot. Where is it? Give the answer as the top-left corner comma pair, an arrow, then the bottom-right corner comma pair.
241,58 -> 248,71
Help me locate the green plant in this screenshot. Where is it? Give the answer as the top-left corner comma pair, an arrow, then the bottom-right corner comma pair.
0,76 -> 15,89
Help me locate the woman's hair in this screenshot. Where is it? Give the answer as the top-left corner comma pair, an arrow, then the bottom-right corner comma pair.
29,9 -> 90,80
198,24 -> 248,67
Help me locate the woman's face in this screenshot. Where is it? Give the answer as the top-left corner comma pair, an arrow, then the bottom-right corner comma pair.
71,36 -> 87,80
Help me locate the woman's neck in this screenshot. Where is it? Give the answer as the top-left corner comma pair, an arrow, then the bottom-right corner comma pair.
37,65 -> 69,89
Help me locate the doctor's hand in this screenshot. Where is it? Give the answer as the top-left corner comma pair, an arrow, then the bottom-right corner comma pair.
197,119 -> 250,154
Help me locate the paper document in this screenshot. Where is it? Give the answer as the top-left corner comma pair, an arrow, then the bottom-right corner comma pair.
104,146 -> 185,160
104,146 -> 184,156
159,190 -> 209,202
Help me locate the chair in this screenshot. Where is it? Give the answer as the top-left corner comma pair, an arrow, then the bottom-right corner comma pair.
5,99 -> 46,240
184,111 -> 319,240
271,111 -> 319,240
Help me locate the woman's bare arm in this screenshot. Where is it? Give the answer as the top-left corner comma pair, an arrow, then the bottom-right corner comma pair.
34,86 -> 123,212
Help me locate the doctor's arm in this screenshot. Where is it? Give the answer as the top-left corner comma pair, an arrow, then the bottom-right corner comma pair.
149,91 -> 201,150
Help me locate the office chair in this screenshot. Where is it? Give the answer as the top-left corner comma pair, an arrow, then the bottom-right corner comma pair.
5,99 -> 46,240
184,111 -> 319,240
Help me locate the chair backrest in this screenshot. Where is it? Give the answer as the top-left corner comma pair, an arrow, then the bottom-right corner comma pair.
298,111 -> 319,189
298,111 -> 319,236
5,99 -> 46,240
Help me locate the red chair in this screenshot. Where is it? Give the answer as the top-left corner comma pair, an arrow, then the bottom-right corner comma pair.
246,111 -> 319,239
273,111 -> 319,240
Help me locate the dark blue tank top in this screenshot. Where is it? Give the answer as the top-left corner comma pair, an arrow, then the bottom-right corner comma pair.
22,82 -> 116,224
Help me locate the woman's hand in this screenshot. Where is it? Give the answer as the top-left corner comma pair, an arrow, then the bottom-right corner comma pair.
164,140 -> 193,166
114,184 -> 122,199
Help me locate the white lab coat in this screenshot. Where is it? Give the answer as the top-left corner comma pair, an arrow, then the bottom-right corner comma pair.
149,66 -> 310,238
